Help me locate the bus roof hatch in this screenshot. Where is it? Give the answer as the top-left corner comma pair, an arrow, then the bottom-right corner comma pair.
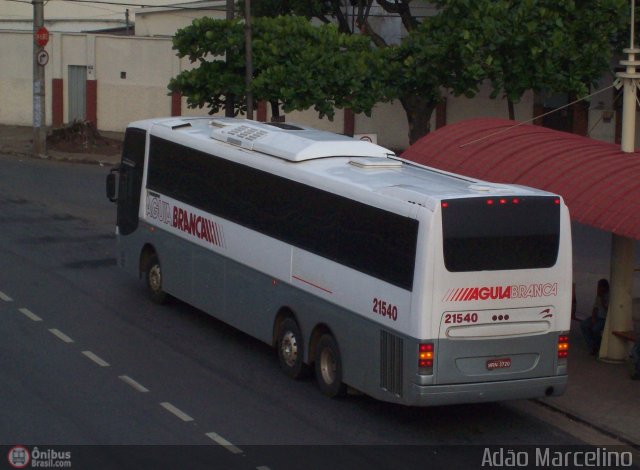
209,119 -> 393,162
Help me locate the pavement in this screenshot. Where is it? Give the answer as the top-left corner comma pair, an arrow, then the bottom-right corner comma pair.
0,124 -> 123,166
1,124 -> 639,449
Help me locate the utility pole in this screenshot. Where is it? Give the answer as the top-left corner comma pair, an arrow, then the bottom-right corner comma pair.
600,0 -> 638,361
225,0 -> 235,117
244,0 -> 253,120
32,0 -> 47,157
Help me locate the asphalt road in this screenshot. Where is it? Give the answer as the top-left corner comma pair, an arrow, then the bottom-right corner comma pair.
0,154 -> 599,469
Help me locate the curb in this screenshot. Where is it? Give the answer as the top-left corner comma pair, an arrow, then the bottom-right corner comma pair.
531,399 -> 640,450
1,149 -> 119,166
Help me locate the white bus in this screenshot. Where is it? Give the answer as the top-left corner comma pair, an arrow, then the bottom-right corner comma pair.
106,117 -> 572,406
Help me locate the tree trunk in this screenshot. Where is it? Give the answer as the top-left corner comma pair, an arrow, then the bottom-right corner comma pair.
400,95 -> 437,145
508,99 -> 515,121
270,100 -> 285,122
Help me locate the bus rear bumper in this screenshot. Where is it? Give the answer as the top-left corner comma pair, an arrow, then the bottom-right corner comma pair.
408,375 -> 567,407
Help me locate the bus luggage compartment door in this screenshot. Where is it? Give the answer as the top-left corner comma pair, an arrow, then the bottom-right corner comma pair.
436,308 -> 558,385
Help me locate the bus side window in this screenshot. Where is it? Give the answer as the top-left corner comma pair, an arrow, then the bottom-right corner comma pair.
117,128 -> 147,236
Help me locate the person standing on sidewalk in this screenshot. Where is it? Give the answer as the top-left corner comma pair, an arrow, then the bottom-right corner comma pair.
580,278 -> 610,355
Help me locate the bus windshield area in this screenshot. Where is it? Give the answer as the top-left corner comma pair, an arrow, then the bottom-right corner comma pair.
441,196 -> 560,272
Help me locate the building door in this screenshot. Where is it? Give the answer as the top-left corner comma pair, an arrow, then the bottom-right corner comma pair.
68,65 -> 87,122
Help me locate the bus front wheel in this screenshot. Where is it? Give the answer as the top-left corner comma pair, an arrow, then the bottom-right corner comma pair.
145,254 -> 168,305
315,334 -> 347,398
277,318 -> 306,379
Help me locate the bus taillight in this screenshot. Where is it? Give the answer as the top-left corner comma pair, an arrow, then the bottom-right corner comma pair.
558,335 -> 569,359
419,343 -> 434,375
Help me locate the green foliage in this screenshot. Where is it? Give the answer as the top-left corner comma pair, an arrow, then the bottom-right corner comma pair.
169,18 -> 245,114
431,0 -> 627,105
169,15 -> 385,118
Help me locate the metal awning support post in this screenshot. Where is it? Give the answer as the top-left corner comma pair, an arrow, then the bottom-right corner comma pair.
600,2 -> 639,361
600,235 -> 635,361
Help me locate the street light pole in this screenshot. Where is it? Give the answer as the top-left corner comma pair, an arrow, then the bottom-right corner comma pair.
33,0 -> 47,157
244,0 -> 253,120
600,0 -> 638,361
225,0 -> 235,117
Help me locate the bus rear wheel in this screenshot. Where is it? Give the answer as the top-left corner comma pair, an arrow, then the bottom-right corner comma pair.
315,334 -> 346,398
145,254 -> 168,304
277,318 -> 306,379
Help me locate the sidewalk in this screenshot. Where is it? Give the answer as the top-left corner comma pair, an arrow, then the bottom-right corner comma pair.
1,123 -> 638,447
0,124 -> 122,166
537,318 -> 639,446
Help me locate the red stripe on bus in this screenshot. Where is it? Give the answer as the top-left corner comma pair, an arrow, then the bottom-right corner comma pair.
292,275 -> 333,294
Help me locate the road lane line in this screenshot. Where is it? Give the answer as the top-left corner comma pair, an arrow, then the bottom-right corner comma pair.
256,467 -> 271,470
160,402 -> 194,422
49,328 -> 74,343
205,432 -> 243,454
18,308 -> 42,322
119,375 -> 150,393
81,350 -> 110,367
0,291 -> 13,302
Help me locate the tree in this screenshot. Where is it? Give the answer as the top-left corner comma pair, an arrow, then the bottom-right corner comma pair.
257,0 -> 629,141
431,0 -> 627,120
244,1 -> 488,143
169,15 -> 385,120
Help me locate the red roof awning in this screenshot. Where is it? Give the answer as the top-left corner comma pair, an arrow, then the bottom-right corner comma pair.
402,118 -> 640,240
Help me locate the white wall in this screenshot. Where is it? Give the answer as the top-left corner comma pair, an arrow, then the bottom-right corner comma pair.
96,36 -> 176,130
0,31 -> 51,125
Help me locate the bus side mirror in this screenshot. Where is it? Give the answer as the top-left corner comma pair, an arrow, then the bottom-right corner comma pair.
106,168 -> 118,202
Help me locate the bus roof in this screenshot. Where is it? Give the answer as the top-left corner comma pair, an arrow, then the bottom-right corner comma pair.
133,117 -> 557,211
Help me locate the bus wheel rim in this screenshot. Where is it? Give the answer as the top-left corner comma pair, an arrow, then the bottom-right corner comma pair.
149,265 -> 162,292
320,348 -> 336,385
281,331 -> 298,367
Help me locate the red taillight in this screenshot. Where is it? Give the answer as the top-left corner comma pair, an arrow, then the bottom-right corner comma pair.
419,343 -> 434,374
441,201 -> 449,208
558,335 -> 569,359
499,198 -> 507,205
554,198 -> 561,205
486,199 -> 495,205
512,198 -> 520,204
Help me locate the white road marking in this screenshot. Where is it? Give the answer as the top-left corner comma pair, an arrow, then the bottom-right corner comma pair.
49,328 -> 74,343
160,402 -> 194,422
81,350 -> 110,367
0,291 -> 13,302
119,375 -> 150,393
205,432 -> 243,454
256,467 -> 271,470
19,308 -> 42,322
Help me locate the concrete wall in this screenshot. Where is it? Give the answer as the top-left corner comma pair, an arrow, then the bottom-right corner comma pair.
0,32 -> 38,125
95,36 -> 177,129
135,8 -> 225,37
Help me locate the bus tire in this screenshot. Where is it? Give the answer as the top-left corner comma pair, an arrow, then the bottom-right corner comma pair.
315,334 -> 347,398
277,318 -> 306,379
145,253 -> 168,305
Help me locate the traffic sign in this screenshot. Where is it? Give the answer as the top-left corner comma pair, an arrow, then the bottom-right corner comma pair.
37,50 -> 49,66
35,26 -> 49,47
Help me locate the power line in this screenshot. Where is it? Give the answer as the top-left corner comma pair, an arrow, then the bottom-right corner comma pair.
459,84 -> 617,148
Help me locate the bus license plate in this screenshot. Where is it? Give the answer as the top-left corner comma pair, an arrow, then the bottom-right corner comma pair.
487,358 -> 511,370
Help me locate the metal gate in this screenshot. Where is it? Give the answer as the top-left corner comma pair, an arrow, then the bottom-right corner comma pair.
68,65 -> 87,122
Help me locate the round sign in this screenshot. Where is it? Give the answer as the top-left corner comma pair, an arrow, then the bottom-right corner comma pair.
37,50 -> 49,66
35,26 -> 49,47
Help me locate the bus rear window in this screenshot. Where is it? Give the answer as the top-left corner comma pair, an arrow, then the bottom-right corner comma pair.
441,196 -> 560,272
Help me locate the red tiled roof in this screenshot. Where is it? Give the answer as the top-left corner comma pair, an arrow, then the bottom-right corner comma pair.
402,118 -> 640,240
